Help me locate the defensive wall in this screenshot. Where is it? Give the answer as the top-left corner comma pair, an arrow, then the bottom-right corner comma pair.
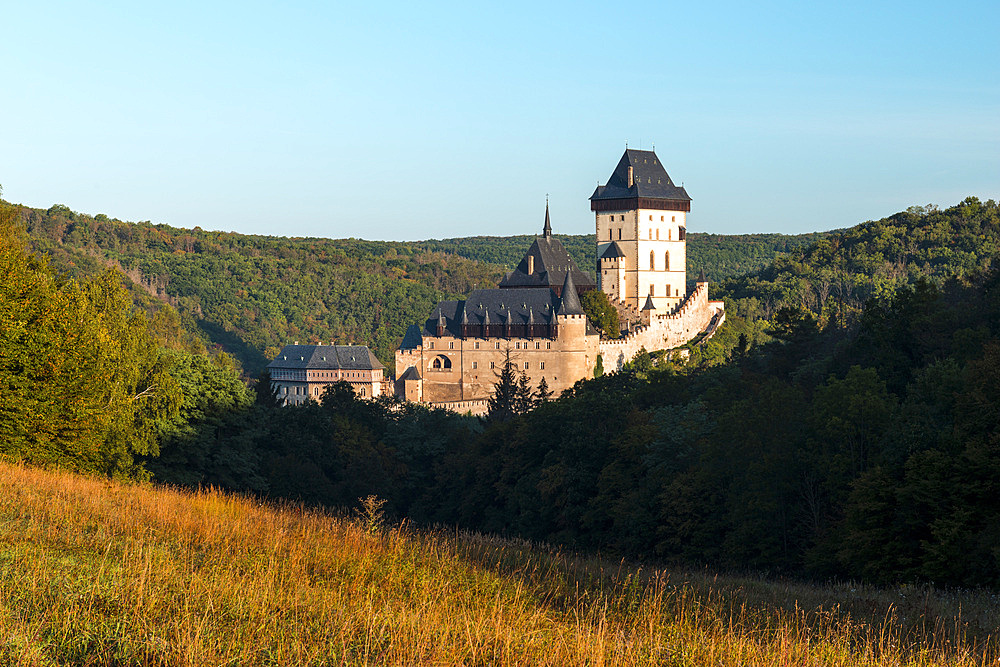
599,281 -> 725,371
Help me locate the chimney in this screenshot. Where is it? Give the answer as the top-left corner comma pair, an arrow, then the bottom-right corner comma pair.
528,254 -> 535,274
627,166 -> 634,188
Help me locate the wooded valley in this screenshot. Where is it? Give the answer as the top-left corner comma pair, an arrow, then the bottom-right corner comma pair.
2,194 -> 999,587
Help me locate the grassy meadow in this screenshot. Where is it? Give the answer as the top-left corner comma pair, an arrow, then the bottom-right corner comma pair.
0,462 -> 997,666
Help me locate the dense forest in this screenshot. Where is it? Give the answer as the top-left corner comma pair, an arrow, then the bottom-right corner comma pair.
417,230 -> 829,286
15,200 -> 823,374
3,191 -> 999,587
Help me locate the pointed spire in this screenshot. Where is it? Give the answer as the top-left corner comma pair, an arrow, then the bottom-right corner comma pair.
543,197 -> 552,238
698,269 -> 707,283
641,294 -> 656,311
557,271 -> 584,316
437,308 -> 446,327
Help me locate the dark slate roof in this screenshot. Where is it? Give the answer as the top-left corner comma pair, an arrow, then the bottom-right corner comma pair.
641,295 -> 656,311
267,344 -> 385,371
557,271 -> 584,316
590,149 -> 690,203
416,286 -> 603,340
400,324 -> 423,350
398,366 -> 421,381
499,205 -> 596,292
599,241 -> 626,259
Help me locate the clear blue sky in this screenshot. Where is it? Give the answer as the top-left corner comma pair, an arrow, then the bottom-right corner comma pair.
2,1 -> 997,240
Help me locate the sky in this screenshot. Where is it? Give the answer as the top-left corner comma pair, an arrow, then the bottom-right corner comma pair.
1,0 -> 998,240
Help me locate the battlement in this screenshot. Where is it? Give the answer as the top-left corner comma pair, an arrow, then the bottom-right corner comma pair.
598,280 -> 723,371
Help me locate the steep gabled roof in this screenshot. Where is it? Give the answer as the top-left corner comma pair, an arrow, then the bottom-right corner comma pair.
641,294 -> 657,311
268,344 -> 385,371
590,149 -> 690,203
499,204 -> 596,293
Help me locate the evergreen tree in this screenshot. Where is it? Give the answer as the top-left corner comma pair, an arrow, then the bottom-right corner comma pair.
486,350 -> 520,423
535,376 -> 553,403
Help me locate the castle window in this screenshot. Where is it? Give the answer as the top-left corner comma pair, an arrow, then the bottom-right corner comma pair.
649,215 -> 652,221
665,251 -> 670,271
472,361 -> 478,369
609,229 -> 612,240
661,215 -> 664,221
449,341 -> 454,349
656,229 -> 660,240
475,341 -> 480,349
429,341 -> 434,349
620,215 -> 625,221
524,362 -> 529,369
314,387 -> 319,396
650,250 -> 655,270
515,342 -> 520,349
679,226 -> 686,241
649,229 -> 653,240
361,387 -> 366,396
495,341 -> 501,349
546,342 -> 552,349
618,229 -> 622,240
540,362 -> 545,370
535,342 -> 540,349
668,229 -> 672,240
649,285 -> 655,296
490,361 -> 495,369
431,355 -> 452,371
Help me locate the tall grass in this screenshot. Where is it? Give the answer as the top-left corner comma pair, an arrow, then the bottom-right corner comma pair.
0,462 -> 996,666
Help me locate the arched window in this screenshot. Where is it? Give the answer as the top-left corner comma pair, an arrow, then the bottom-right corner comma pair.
650,250 -> 655,270
665,251 -> 670,271
431,355 -> 452,371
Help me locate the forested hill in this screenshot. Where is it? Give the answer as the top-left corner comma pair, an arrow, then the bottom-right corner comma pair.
11,201 -> 826,375
716,199 -> 1000,325
415,230 -> 829,284
18,206 -> 503,374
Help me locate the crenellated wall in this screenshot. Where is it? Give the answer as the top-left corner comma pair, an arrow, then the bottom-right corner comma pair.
599,281 -> 725,371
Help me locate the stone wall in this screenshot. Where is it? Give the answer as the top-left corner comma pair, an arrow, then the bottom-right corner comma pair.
599,281 -> 725,371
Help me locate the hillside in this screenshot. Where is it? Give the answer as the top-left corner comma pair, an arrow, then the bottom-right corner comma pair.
12,200 -> 825,375
1,462 -> 995,666
417,229 -> 829,284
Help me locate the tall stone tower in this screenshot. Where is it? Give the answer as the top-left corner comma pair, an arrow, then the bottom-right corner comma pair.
591,149 -> 691,312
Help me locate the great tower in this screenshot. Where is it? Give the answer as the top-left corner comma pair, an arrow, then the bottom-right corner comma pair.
590,149 -> 691,312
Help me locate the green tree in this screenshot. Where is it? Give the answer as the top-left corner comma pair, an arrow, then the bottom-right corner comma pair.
580,289 -> 620,338
0,204 -> 179,477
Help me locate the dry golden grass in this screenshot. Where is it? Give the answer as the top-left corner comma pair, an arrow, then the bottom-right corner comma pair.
0,461 -> 996,666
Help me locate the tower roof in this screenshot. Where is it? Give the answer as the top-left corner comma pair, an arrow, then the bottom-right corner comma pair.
543,200 -> 552,238
557,271 -> 585,316
641,294 -> 657,311
590,149 -> 690,209
599,241 -> 626,259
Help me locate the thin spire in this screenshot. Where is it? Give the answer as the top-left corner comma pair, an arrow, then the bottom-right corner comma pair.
543,197 -> 552,238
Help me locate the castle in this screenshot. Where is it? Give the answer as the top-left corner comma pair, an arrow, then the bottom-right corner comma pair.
395,149 -> 725,413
